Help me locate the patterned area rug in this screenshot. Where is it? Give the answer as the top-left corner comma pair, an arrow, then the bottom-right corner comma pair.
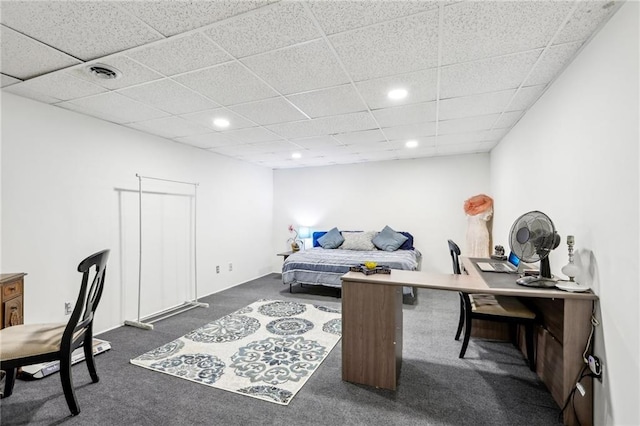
130,299 -> 342,405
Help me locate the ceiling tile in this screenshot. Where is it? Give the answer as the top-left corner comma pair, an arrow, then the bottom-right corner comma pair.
204,2 -> 321,58
242,40 -> 350,95
437,131 -> 496,146
525,42 -> 582,86
1,74 -> 21,88
118,79 -> 218,115
287,84 -> 367,118
371,102 -> 437,127
250,140 -> 300,154
509,85 -> 546,111
3,84 -> 61,104
175,132 -> 239,149
0,2 -> 163,61
174,62 -> 278,106
494,110 -> 525,129
266,111 -> 377,139
127,116 -> 211,139
126,33 -> 232,76
118,1 -> 275,37
343,141 -> 394,154
7,71 -> 106,101
388,137 -> 436,150
69,56 -> 163,90
394,145 -> 437,159
57,101 -> 129,123
438,114 -> 501,136
59,92 -> 169,124
0,25 -> 81,80
332,129 -> 387,145
329,11 -> 439,81
308,1 -> 439,35
440,50 -> 541,99
289,136 -> 342,149
227,97 -> 308,126
441,1 -> 574,65
220,127 -> 281,144
554,1 -> 619,45
355,68 -> 438,110
383,122 -> 437,140
182,107 -> 256,131
439,90 -> 514,120
436,141 -> 496,156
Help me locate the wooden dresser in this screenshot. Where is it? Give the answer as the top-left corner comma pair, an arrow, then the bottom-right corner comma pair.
0,273 -> 26,329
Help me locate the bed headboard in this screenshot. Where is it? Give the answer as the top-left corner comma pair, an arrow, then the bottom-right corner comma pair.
312,231 -> 414,250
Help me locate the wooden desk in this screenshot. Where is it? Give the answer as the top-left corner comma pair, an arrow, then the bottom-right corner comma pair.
0,273 -> 26,329
340,261 -> 597,426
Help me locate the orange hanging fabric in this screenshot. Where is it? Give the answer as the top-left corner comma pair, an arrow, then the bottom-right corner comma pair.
463,194 -> 493,216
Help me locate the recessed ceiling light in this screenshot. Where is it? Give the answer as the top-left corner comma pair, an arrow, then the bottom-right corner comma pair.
406,140 -> 418,148
292,152 -> 302,159
213,118 -> 230,128
87,63 -> 122,80
388,88 -> 408,100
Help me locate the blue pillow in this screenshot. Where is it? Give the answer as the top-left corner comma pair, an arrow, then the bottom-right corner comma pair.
317,227 -> 344,249
372,226 -> 409,251
312,231 -> 327,247
399,232 -> 414,250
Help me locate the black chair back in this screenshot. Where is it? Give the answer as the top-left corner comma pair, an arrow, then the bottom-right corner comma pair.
62,250 -> 110,352
447,240 -> 461,275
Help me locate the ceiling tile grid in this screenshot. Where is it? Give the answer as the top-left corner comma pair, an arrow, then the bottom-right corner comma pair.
0,0 -> 621,169
125,33 -> 233,77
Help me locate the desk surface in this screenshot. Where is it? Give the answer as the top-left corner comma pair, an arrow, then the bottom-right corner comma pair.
341,257 -> 597,300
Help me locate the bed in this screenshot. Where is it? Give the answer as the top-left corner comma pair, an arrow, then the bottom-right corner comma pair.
282,229 -> 422,301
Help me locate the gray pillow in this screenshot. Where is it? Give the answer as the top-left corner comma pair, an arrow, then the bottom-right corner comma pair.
372,225 -> 409,251
317,227 -> 344,249
341,231 -> 377,250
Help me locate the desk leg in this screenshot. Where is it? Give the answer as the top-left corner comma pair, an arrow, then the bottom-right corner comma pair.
563,299 -> 594,426
342,281 -> 402,390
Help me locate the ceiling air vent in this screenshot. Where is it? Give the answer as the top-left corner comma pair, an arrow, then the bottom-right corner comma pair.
87,63 -> 122,80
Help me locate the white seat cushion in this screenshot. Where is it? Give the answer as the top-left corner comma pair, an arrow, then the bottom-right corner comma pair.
0,323 -> 66,361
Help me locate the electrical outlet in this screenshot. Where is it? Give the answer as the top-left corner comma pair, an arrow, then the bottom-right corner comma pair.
588,355 -> 602,379
64,302 -> 72,315
229,263 -> 233,272
216,265 -> 220,274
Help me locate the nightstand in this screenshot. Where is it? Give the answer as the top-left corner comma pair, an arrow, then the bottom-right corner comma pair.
277,251 -> 294,261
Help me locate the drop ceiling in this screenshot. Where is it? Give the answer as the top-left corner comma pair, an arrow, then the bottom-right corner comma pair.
0,1 -> 619,169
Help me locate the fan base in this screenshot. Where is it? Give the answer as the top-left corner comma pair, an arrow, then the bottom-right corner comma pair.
516,275 -> 558,288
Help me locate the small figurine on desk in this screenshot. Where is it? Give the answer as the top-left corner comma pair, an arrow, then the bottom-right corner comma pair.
491,245 -> 507,260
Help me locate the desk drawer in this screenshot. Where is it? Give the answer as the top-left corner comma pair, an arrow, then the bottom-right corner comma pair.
3,297 -> 23,327
2,280 -> 23,299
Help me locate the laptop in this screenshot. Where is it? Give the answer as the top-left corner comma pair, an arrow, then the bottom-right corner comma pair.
476,252 -> 520,273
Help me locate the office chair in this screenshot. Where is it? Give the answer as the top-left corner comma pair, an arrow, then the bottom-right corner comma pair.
447,240 -> 536,371
0,249 -> 110,415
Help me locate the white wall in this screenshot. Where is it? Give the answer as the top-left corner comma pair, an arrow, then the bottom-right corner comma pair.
273,154 -> 491,273
1,93 -> 274,333
490,2 -> 639,425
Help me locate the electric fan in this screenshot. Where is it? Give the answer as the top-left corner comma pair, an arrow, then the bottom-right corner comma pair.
509,211 -> 561,288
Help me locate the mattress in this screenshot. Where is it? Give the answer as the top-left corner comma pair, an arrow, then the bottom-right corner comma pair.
282,247 -> 422,289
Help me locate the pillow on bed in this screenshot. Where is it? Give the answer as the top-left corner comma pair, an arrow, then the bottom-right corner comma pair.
398,232 -> 414,250
317,227 -> 344,249
341,231 -> 377,250
373,225 -> 409,251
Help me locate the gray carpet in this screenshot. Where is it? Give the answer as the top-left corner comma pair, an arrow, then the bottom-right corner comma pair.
0,274 -> 561,425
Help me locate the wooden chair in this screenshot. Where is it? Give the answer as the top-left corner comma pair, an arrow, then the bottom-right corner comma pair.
447,240 -> 536,370
0,249 -> 110,415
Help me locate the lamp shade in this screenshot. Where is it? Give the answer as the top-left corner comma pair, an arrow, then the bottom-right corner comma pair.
298,227 -> 311,239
